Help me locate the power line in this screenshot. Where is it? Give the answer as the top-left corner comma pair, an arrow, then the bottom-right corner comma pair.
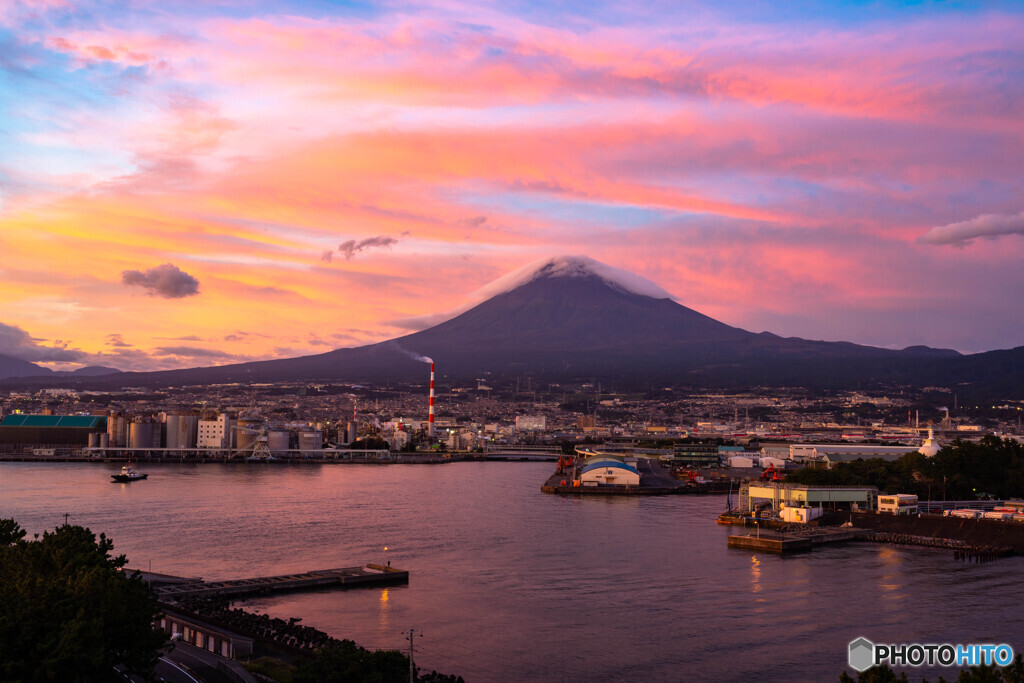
403,628 -> 421,683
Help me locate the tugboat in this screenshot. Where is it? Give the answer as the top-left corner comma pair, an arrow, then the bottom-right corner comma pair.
111,462 -> 148,482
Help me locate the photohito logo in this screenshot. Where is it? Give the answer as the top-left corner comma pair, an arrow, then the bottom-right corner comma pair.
848,638 -> 1014,672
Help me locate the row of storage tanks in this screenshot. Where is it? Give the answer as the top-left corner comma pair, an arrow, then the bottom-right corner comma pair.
95,413 -> 336,452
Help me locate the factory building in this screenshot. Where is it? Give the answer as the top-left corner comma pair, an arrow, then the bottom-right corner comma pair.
197,413 -> 233,449
782,443 -> 919,466
741,482 -> 878,514
673,443 -> 720,467
0,414 -> 107,447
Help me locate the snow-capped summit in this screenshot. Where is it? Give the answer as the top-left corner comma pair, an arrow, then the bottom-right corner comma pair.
392,255 -> 675,332
472,255 -> 675,302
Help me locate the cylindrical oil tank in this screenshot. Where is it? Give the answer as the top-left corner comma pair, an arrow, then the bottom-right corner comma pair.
99,433 -> 110,448
165,415 -> 199,449
88,432 -> 100,448
235,429 -> 257,452
268,430 -> 290,453
177,415 -> 198,449
298,430 -> 322,452
347,421 -> 357,444
235,418 -> 262,451
129,421 -> 155,450
165,415 -> 182,448
107,414 -> 128,447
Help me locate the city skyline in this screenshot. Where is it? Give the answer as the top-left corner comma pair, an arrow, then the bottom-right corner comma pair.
2,0 -> 1023,372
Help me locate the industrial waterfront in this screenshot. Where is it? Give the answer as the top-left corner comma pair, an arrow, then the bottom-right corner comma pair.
3,460 -> 1022,682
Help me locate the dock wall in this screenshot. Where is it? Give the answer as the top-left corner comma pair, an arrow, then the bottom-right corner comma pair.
850,512 -> 1024,551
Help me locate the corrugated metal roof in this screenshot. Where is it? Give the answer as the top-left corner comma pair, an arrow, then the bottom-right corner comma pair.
0,414 -> 104,428
580,461 -> 640,475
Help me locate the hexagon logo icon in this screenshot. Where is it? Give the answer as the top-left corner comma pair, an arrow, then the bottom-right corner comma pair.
849,637 -> 875,672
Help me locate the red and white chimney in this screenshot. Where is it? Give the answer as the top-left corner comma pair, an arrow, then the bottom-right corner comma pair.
428,362 -> 436,437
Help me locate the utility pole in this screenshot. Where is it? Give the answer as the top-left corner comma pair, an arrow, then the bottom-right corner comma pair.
404,628 -> 420,683
63,512 -> 70,525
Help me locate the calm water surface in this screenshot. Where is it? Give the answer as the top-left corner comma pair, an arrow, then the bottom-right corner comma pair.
2,461 -> 1022,682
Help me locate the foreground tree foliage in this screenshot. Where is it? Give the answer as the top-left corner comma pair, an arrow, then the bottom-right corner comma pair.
292,640 -> 411,683
839,655 -> 1024,682
788,436 -> 1024,499
0,518 -> 167,682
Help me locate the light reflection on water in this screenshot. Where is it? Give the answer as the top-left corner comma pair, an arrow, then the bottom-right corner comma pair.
3,461 -> 1023,682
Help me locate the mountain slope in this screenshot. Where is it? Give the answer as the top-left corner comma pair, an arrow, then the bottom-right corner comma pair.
0,354 -> 50,379
32,255 -> 983,390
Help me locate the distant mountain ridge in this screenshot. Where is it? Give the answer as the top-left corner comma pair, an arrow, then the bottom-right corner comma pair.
0,354 -> 120,380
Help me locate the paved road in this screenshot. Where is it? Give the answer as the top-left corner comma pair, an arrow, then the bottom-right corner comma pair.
156,642 -> 256,683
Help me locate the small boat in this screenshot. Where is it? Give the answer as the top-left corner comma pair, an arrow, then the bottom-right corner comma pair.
111,464 -> 148,482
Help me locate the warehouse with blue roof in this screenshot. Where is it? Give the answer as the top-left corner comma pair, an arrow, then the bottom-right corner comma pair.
579,458 -> 641,486
0,414 -> 108,447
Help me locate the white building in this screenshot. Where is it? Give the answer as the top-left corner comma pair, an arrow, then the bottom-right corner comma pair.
516,415 -> 547,431
197,413 -> 233,449
578,458 -> 641,486
878,494 -> 919,515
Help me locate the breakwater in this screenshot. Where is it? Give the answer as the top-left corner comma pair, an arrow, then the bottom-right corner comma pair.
850,511 -> 1024,552
857,532 -> 1014,562
155,565 -> 407,600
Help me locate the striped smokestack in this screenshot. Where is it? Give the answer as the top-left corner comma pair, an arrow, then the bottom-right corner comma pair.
428,362 -> 435,437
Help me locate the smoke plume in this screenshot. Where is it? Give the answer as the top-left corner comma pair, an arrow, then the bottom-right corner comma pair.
391,343 -> 432,363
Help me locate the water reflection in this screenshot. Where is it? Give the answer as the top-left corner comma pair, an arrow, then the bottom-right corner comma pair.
3,461 -> 1022,683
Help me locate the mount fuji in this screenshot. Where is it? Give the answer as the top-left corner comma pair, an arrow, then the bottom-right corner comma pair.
49,254 -> 1004,390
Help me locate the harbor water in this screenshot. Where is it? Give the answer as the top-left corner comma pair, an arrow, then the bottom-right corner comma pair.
2,460 -> 1022,681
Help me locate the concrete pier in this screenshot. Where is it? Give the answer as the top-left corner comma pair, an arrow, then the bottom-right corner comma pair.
728,528 -> 867,554
155,565 -> 408,600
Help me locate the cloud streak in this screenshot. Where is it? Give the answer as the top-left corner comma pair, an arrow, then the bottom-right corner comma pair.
337,235 -> 400,260
0,322 -> 83,362
919,211 -> 1024,246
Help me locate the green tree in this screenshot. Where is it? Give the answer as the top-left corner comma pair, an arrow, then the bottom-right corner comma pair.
0,519 -> 167,682
293,640 -> 411,683
789,437 -> 1024,500
839,666 -> 911,682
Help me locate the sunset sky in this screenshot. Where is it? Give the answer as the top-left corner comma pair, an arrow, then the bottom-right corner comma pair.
2,0 -> 1022,372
